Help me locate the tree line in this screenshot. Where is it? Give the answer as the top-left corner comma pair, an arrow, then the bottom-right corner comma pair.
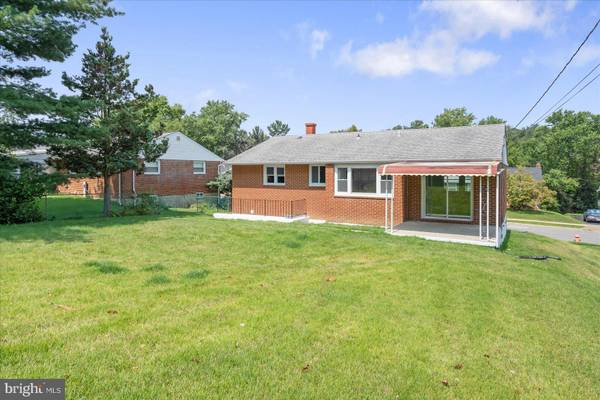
1,1 -> 597,224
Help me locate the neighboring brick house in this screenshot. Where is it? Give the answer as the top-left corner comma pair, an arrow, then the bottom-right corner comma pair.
227,123 -> 508,247
57,132 -> 224,206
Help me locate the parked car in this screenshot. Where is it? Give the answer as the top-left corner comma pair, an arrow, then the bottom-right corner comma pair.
583,209 -> 600,223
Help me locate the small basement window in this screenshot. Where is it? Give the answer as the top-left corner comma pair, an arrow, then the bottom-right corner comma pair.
264,165 -> 285,185
144,160 -> 160,175
309,165 -> 326,186
193,160 -> 206,174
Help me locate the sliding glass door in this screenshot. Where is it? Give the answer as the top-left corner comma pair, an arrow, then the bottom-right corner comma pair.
424,176 -> 472,220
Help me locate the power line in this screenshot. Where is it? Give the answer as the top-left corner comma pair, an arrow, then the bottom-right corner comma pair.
547,71 -> 600,115
531,62 -> 600,126
514,17 -> 600,128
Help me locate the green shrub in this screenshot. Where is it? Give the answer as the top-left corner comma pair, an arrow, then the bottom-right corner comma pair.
508,169 -> 558,211
116,193 -> 164,216
0,163 -> 56,224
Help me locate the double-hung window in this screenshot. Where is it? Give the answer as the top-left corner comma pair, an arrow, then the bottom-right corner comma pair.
193,160 -> 206,174
309,165 -> 326,186
264,165 -> 285,185
144,160 -> 160,175
335,165 -> 392,197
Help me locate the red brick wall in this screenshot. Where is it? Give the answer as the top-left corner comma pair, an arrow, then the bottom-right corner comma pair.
232,164 -> 404,226
56,160 -> 220,197
232,164 -> 502,227
56,177 -> 107,196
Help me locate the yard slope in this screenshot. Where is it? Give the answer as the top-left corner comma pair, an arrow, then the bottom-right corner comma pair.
1,209 -> 599,399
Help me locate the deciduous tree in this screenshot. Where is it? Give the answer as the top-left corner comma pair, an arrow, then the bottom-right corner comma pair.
434,107 -> 476,127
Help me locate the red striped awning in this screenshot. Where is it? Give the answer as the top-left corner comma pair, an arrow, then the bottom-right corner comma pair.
378,162 -> 499,176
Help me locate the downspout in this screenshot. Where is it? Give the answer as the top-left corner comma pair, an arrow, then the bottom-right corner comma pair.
132,170 -> 137,204
383,165 -> 388,232
118,173 -> 122,206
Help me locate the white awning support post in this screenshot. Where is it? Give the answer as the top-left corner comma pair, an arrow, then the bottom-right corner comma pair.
479,176 -> 482,239
385,184 -> 389,232
486,175 -> 490,241
390,189 -> 394,234
495,170 -> 502,248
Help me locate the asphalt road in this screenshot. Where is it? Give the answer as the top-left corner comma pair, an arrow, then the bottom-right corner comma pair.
509,222 -> 600,245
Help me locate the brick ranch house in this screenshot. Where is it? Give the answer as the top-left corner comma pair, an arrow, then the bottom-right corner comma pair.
225,123 -> 508,247
57,132 -> 224,206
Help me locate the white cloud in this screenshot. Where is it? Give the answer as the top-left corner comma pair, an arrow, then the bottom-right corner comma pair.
309,29 -> 330,59
191,88 -> 216,110
564,0 -> 577,11
226,80 -> 248,94
292,22 -> 330,59
339,31 -> 498,77
339,0 -> 568,78
574,43 -> 600,66
375,12 -> 385,25
420,1 -> 555,39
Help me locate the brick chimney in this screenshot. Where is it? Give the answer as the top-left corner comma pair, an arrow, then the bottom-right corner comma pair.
305,122 -> 316,135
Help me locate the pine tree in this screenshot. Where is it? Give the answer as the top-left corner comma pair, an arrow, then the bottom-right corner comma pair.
54,28 -> 167,215
267,120 -> 290,136
0,0 -> 117,223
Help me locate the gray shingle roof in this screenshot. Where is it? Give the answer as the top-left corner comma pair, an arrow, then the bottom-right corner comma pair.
507,166 -> 543,181
228,124 -> 506,165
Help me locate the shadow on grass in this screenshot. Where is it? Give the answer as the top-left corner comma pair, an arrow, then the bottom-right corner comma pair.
84,260 -> 128,274
0,209 -> 198,243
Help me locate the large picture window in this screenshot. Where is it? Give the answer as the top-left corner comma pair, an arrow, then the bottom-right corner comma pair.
335,165 -> 392,197
423,176 -> 472,219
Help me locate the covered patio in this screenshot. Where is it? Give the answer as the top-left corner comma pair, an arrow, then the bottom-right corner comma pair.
390,220 -> 497,247
379,161 -> 507,248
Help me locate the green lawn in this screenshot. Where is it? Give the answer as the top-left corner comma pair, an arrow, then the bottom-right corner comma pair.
37,195 -> 123,220
507,209 -> 583,225
1,198 -> 599,399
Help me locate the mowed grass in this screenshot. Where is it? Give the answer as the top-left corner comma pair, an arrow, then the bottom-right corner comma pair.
1,202 -> 599,399
507,209 -> 583,225
37,195 -> 123,220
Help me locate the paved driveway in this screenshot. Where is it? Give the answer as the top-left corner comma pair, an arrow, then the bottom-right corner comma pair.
509,222 -> 600,245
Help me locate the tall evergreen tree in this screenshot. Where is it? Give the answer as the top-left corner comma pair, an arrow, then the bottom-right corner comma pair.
0,0 -> 117,223
249,126 -> 269,146
53,28 -> 167,215
267,120 -> 290,136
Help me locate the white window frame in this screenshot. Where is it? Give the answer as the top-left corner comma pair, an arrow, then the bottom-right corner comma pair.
143,160 -> 160,175
309,164 -> 326,187
420,176 -> 473,221
334,164 -> 393,198
263,164 -> 285,186
193,160 -> 206,175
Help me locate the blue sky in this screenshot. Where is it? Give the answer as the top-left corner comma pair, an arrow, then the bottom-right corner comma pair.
42,0 -> 600,134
